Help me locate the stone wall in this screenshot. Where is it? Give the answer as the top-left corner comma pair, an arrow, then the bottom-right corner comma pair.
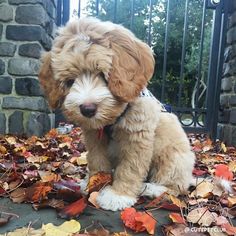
0,0 -> 57,136
218,1 -> 236,145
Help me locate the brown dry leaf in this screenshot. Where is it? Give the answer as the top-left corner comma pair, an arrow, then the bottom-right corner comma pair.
10,187 -> 26,203
169,213 -> 186,225
26,182 -> 52,203
227,196 -> 236,207
38,171 -> 61,182
186,207 -> 216,226
27,155 -> 49,163
5,136 -> 17,145
87,172 -> 112,193
0,227 -> 45,236
33,199 -> 65,211
228,161 -> 236,172
113,233 -> 132,236
188,198 -> 208,206
190,180 -> 222,197
75,229 -> 112,236
0,145 -> 7,154
169,195 -> 187,208
88,191 -> 100,208
77,152 -> 88,165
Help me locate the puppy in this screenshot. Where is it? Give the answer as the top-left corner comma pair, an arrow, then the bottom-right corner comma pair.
39,17 -> 195,211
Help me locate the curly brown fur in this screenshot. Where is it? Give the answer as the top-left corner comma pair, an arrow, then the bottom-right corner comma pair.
39,18 -> 195,211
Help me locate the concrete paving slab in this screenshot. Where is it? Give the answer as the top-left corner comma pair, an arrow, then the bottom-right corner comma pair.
0,198 -> 170,235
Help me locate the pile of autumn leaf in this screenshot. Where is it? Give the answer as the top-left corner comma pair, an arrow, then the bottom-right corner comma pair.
0,128 -> 236,235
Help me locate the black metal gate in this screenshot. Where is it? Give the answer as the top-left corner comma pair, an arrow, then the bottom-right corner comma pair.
56,0 -> 230,140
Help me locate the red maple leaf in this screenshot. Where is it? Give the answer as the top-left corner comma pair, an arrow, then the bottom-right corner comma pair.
58,197 -> 87,219
215,164 -> 233,181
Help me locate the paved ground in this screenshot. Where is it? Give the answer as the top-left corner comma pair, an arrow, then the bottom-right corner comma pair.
0,198 -> 170,235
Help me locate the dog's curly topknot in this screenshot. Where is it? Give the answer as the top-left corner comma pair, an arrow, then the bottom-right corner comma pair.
39,17 -> 155,108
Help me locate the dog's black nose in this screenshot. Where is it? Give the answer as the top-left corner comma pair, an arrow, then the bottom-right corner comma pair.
80,103 -> 97,118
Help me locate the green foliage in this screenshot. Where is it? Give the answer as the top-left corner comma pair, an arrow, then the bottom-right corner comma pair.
83,0 -> 213,107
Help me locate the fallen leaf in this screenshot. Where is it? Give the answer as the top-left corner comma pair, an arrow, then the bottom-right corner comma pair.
33,199 -> 65,210
221,223 -> 236,235
190,180 -> 214,198
227,196 -> 236,207
193,168 -> 208,176
88,191 -> 100,208
221,143 -> 227,153
187,207 -> 216,226
228,161 -> 236,172
42,220 -> 81,236
87,172 -> 112,193
10,188 -> 26,203
145,192 -> 167,208
0,216 -> 11,226
58,197 -> 87,219
169,195 -> 187,208
120,208 -> 156,234
26,182 -> 52,203
0,145 -> 7,154
77,152 -> 88,165
38,170 -> 61,182
135,211 -> 157,234
0,227 -> 45,236
169,213 -> 186,225
120,208 -> 145,232
215,164 -> 233,181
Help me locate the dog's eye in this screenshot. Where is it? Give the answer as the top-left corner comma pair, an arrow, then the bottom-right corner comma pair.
98,72 -> 108,84
65,79 -> 75,88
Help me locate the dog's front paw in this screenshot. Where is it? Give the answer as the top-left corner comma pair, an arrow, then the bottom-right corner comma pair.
96,186 -> 136,211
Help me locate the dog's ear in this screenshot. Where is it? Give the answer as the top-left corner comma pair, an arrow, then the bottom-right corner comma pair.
108,29 -> 154,102
38,52 -> 64,110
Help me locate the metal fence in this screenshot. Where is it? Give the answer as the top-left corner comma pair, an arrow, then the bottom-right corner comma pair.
56,0 -> 230,140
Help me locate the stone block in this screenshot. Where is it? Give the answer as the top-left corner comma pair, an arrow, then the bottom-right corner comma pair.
0,0 -> 7,3
221,77 -> 233,91
218,109 -> 230,123
6,25 -> 52,50
15,77 -> 43,96
9,0 -> 43,4
223,58 -> 236,76
224,45 -> 236,63
2,97 -> 49,112
0,59 -> 5,75
218,124 -> 232,145
6,25 -> 43,41
9,111 -> 24,135
0,42 -> 16,57
220,94 -> 229,107
19,43 -> 41,58
231,127 -> 236,147
229,11 -> 236,28
0,4 -> 13,22
227,26 -> 236,45
27,112 -> 50,137
0,24 -> 2,39
8,58 -> 40,76
230,109 -> 236,124
0,113 -> 6,134
0,76 -> 12,94
16,5 -> 49,26
229,95 -> 236,106
44,0 -> 55,19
